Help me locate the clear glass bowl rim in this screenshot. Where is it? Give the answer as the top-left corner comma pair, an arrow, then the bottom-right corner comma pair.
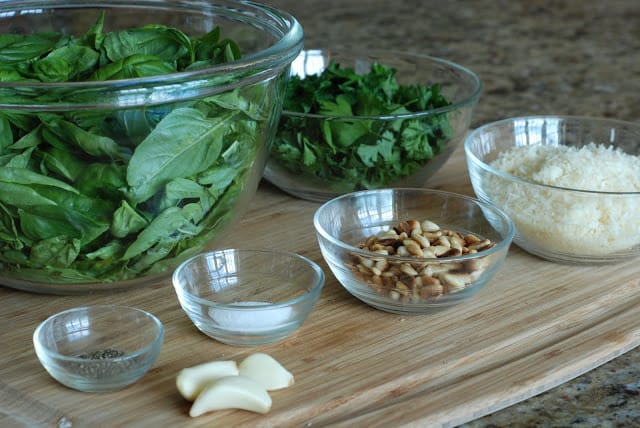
0,0 -> 304,91
313,187 -> 515,262
282,48 -> 482,120
465,115 -> 640,196
33,304 -> 165,363
172,248 -> 326,310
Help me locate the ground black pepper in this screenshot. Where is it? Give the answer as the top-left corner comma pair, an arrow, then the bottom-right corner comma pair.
77,348 -> 126,360
67,348 -> 133,379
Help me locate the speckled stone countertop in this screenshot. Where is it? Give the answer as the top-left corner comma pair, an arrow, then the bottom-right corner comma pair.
265,1 -> 640,426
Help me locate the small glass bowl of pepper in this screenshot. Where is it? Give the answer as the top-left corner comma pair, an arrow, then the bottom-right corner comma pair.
33,305 -> 164,393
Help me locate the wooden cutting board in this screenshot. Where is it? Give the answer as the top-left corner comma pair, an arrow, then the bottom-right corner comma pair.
1,145 -> 639,427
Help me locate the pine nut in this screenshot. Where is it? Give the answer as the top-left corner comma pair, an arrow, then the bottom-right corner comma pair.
346,218 -> 496,303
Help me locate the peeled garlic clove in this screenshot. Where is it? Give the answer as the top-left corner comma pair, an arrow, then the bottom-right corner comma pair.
176,360 -> 239,401
238,353 -> 294,391
189,375 -> 272,417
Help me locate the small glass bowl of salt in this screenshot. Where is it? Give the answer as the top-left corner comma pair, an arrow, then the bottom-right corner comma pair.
172,249 -> 325,346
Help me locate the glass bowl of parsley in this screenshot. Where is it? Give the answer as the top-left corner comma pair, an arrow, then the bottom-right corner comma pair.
0,0 -> 302,293
264,49 -> 482,202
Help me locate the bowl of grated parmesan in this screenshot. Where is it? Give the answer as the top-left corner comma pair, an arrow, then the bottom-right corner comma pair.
465,115 -> 640,264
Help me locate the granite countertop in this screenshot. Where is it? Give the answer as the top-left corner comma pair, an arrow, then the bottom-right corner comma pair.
266,1 -> 640,426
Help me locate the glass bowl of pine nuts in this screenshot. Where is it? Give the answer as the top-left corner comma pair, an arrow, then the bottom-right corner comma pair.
313,188 -> 515,314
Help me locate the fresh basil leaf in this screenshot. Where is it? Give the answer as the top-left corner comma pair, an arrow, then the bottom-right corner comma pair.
0,116 -> 13,153
90,54 -> 176,80
81,11 -> 106,50
0,179 -> 49,210
18,208 -> 81,241
5,146 -> 34,169
41,117 -> 131,161
0,66 -> 32,82
0,202 -> 21,249
122,205 -> 202,260
1,110 -> 39,134
75,163 -> 127,199
0,166 -> 78,194
30,45 -> 100,82
111,200 -> 148,238
102,25 -> 192,65
10,125 -> 43,150
198,165 -> 242,199
29,236 -> 81,268
126,107 -> 229,203
0,33 -> 61,64
193,26 -> 241,65
203,89 -> 264,121
41,146 -> 85,182
85,240 -> 124,261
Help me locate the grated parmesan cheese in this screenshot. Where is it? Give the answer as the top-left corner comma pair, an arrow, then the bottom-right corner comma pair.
482,143 -> 640,257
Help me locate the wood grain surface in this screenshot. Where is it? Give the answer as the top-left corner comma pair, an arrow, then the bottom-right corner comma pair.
1,145 -> 639,427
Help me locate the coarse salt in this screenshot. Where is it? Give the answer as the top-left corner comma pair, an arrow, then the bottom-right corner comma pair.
209,301 -> 293,333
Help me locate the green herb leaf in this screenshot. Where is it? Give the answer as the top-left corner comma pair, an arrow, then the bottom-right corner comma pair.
0,33 -> 61,64
102,25 -> 193,66
274,60 -> 452,191
126,107 -> 229,203
91,54 -> 176,80
0,15 -> 267,284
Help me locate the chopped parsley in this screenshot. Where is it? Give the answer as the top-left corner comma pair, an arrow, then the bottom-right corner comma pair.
272,60 -> 453,191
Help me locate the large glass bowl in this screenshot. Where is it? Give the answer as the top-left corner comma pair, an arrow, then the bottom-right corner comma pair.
0,0 -> 303,293
465,116 -> 640,264
263,49 -> 482,202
